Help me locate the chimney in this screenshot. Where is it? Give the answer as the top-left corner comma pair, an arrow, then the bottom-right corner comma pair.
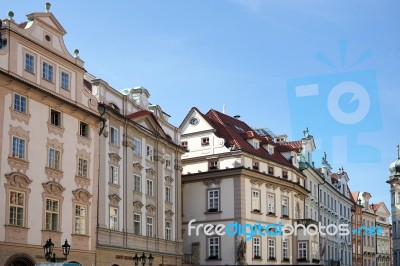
233,115 -> 240,119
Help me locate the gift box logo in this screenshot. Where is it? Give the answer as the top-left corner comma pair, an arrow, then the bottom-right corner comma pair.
287,41 -> 381,164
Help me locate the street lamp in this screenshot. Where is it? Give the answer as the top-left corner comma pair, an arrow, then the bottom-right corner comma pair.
133,253 -> 154,266
43,238 -> 71,262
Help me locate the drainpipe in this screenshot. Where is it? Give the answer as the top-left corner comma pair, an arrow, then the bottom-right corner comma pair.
123,95 -> 128,247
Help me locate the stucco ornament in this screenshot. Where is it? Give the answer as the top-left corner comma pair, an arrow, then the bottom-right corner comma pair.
236,235 -> 247,265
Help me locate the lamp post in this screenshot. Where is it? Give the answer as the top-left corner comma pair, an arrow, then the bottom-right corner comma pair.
133,253 -> 154,266
43,238 -> 71,262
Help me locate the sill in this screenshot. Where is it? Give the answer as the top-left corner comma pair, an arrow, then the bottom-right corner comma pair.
108,182 -> 120,188
42,77 -> 54,83
251,210 -> 263,215
205,258 -> 221,261
281,215 -> 290,219
266,212 -> 276,217
146,194 -> 156,199
133,190 -> 142,195
204,210 -> 222,215
5,224 -> 29,229
297,259 -> 309,262
109,143 -> 120,149
61,86 -> 70,91
268,257 -> 276,261
253,256 -> 262,260
24,69 -> 35,75
71,233 -> 89,237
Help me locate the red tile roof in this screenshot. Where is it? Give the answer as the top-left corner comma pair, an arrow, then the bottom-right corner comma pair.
351,191 -> 360,202
203,109 -> 296,169
277,140 -> 303,152
371,202 -> 383,211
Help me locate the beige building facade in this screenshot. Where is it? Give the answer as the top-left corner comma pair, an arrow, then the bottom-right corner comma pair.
0,5 -> 100,266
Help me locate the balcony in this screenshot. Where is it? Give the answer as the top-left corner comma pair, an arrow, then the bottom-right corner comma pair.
296,219 -> 318,227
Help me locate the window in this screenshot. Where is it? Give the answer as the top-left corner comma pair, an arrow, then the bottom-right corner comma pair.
48,148 -> 61,170
166,221 -> 172,240
13,94 -> 27,113
209,160 -> 218,170
298,242 -> 307,260
79,122 -> 89,137
165,187 -> 172,202
201,137 -> 210,146
50,109 -> 61,127
208,237 -> 219,259
42,62 -> 54,82
77,158 -> 88,177
134,175 -> 141,192
268,166 -> 274,175
252,190 -> 260,212
253,237 -> 261,258
268,146 -> 274,154
109,207 -> 118,230
282,171 -> 288,179
74,204 -> 86,234
253,140 -> 259,149
165,156 -> 172,169
252,161 -> 259,170
268,239 -> 276,259
60,71 -> 69,90
12,136 -> 25,159
146,180 -> 153,196
181,141 -> 188,148
133,138 -> 141,156
146,145 -> 153,161
267,194 -> 275,214
282,197 -> 289,217
45,199 -> 59,231
9,191 -> 24,226
133,213 -> 141,235
110,165 -> 119,184
24,53 -> 35,73
208,190 -> 219,212
283,240 -> 289,260
110,127 -> 119,145
146,216 -> 153,237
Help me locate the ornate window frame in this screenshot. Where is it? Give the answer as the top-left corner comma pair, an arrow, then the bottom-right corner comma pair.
8,125 -> 30,173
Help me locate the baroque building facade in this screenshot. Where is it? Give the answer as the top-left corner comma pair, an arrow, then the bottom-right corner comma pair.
0,5 -> 100,266
180,108 -> 314,265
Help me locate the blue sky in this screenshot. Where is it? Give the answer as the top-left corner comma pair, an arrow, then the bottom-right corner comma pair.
3,1 -> 400,207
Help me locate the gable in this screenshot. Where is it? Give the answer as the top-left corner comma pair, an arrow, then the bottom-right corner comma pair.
127,111 -> 167,138
180,108 -> 214,135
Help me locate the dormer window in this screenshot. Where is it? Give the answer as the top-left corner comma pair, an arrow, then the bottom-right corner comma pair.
209,160 -> 218,170
201,137 -> 210,146
253,141 -> 259,149
282,171 -> 288,179
268,146 -> 274,154
268,166 -> 274,175
252,161 -> 259,170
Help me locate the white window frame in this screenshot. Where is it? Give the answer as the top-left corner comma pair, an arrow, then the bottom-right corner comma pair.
42,61 -> 54,82
201,137 -> 210,146
110,127 -> 119,145
252,190 -> 260,211
208,236 -> 220,258
146,179 -> 153,196
282,197 -> 289,217
253,237 -> 261,258
74,204 -> 87,235
78,158 -> 88,177
60,71 -> 70,90
165,186 -> 172,202
48,148 -> 61,170
207,189 -> 219,211
79,122 -> 89,137
12,136 -> 25,159
166,221 -> 172,240
283,240 -> 289,260
268,239 -> 276,259
24,52 -> 35,73
110,165 -> 119,185
146,216 -> 153,237
45,198 -> 59,231
109,207 -> 118,230
50,109 -> 62,127
13,94 -> 27,113
134,175 -> 141,192
298,242 -> 307,260
133,138 -> 141,156
146,144 -> 153,161
133,213 -> 141,235
267,194 -> 275,214
165,155 -> 171,169
9,190 -> 25,226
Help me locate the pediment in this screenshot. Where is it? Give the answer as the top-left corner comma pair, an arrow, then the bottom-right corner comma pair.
72,188 -> 92,203
27,12 -> 67,35
42,181 -> 65,196
180,107 -> 214,135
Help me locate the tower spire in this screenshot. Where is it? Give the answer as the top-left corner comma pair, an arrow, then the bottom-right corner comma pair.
397,144 -> 400,159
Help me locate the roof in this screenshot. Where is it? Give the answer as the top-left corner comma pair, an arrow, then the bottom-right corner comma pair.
277,140 -> 303,152
351,191 -> 359,202
370,202 -> 383,211
203,109 -> 296,169
83,79 -> 92,92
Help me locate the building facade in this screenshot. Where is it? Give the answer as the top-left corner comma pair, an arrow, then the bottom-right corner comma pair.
180,108 -> 314,265
89,78 -> 185,266
0,5 -> 100,266
372,202 -> 391,266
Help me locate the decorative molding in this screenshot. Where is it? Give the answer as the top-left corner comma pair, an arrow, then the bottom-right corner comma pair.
74,175 -> 91,188
9,106 -> 31,124
250,179 -> 263,187
174,164 -> 183,171
146,168 -> 156,178
47,122 -> 65,137
133,163 -> 143,174
265,184 -> 278,191
108,153 -> 121,164
165,210 -> 174,221
203,178 -> 221,187
133,201 -> 144,212
280,188 -> 289,195
42,181 -> 65,196
5,172 -> 32,190
146,204 -> 156,216
8,157 -> 30,173
45,167 -> 64,181
72,188 -> 92,203
77,135 -> 91,147
164,176 -> 174,186
108,194 -> 121,206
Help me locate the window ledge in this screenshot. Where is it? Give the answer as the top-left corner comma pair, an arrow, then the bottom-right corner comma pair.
8,156 -> 30,173
205,258 -> 221,261
204,211 -> 222,215
108,182 -> 120,188
251,210 -> 263,215
47,122 -> 65,137
45,167 -> 64,181
5,224 -> 29,229
9,107 -> 31,124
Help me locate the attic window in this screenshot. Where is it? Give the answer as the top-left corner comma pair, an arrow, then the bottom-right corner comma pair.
282,171 -> 288,179
268,166 -> 274,175
45,34 -> 51,42
253,141 -> 259,149
252,161 -> 259,171
181,141 -> 188,148
268,147 -> 274,154
201,137 -> 210,146
209,160 -> 218,170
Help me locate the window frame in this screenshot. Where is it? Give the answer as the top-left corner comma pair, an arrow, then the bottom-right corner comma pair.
146,144 -> 153,161
134,175 -> 141,192
165,186 -> 172,202
268,238 -> 276,260
50,109 -> 62,127
109,165 -> 119,185
110,127 -> 119,145
283,240 -> 289,260
48,147 -> 61,170
282,197 -> 289,217
13,93 -> 27,114
109,207 -> 118,230
133,138 -> 142,156
79,121 -> 89,138
133,213 -> 141,235
77,158 -> 88,177
253,237 -> 261,258
252,189 -> 261,212
201,137 -> 210,146
45,198 -> 59,231
146,179 -> 153,196
207,236 -> 220,259
74,204 -> 87,235
146,216 -> 153,237
166,221 -> 172,240
267,194 -> 275,214
60,71 -> 70,90
24,52 -> 35,73
207,189 -> 220,212
12,136 -> 26,160
9,190 -> 25,227
298,242 -> 307,260
42,61 -> 54,82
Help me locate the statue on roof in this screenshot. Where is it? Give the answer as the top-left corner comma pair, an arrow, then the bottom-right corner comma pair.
303,127 -> 310,138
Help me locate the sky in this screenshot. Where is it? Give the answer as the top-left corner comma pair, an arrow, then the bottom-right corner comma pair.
2,0 -> 399,208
